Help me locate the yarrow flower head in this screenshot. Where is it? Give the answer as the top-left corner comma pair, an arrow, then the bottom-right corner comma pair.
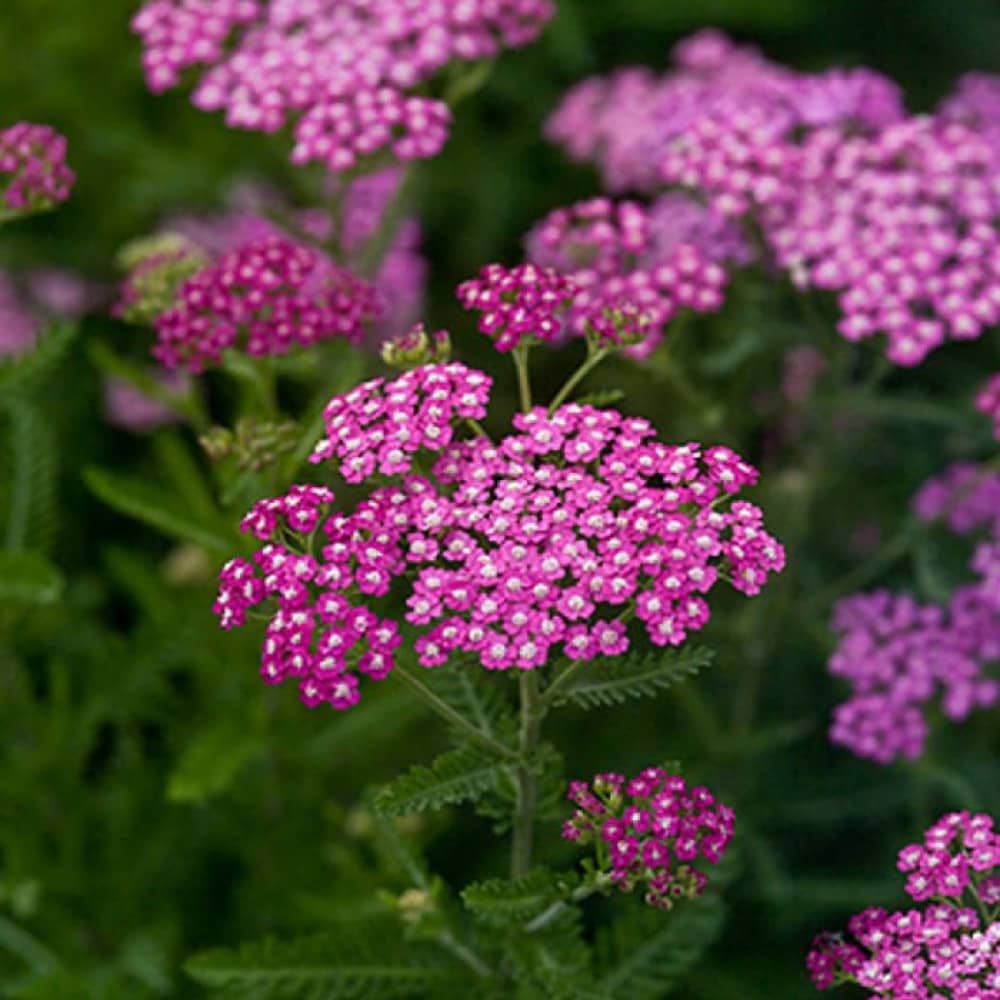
563,767 -> 735,910
525,197 -> 729,357
132,0 -> 554,172
807,811 -> 1000,997
215,358 -> 785,708
150,235 -> 381,372
0,123 -> 75,218
828,463 -> 1000,764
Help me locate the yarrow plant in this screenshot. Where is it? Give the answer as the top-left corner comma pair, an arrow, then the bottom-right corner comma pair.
0,122 -> 75,220
807,811 -> 1000,997
132,0 -> 554,172
563,767 -> 735,911
827,463 -> 1000,764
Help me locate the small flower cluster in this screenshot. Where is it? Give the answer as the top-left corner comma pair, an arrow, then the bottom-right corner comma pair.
215,361 -> 785,707
525,198 -> 728,357
114,233 -> 209,325
808,811 -> 1000,997
133,0 -> 554,172
546,30 -> 1000,365
152,235 -> 380,371
563,767 -> 735,910
976,374 -> 1000,441
308,362 -> 492,483
214,482 -> 406,710
828,463 -> 1000,764
0,123 -> 75,217
456,263 -> 577,351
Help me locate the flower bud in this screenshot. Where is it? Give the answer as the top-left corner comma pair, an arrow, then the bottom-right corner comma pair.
381,324 -> 451,369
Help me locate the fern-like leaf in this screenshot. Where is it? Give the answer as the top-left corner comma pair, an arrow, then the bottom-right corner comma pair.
0,323 -> 76,392
1,397 -> 57,551
461,869 -> 576,927
374,747 -> 507,817
595,895 -> 726,998
552,646 -> 715,710
185,930 -> 464,999
84,466 -> 234,554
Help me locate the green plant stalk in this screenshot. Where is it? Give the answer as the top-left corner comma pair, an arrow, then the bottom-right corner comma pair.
395,667 -> 517,762
548,345 -> 612,414
512,344 -> 533,414
524,874 -> 614,934
511,671 -> 542,878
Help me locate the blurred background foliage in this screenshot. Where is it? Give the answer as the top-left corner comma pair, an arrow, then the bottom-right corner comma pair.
1,0 -> 999,997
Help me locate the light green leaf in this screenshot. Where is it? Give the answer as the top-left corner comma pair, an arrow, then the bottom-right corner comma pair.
0,550 -> 64,604
167,722 -> 264,804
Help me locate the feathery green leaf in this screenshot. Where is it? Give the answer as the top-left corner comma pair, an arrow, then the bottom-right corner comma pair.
461,869 -> 576,927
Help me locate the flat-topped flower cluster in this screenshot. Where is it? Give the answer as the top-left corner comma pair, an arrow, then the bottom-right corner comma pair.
214,360 -> 784,711
563,767 -> 735,910
0,123 -> 74,217
808,811 -> 1000,997
543,29 -> 1000,365
132,0 -> 554,172
828,463 -> 1000,764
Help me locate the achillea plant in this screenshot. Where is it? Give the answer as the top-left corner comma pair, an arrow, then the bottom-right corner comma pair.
0,122 -> 74,220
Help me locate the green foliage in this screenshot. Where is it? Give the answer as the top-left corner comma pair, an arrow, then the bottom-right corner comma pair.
461,869 -> 576,927
166,719 -> 265,803
374,746 -> 509,817
84,465 -> 234,553
552,646 -> 715,710
185,927 -> 467,999
1,398 -> 58,551
0,325 -> 76,394
595,896 -> 727,998
0,550 -> 64,605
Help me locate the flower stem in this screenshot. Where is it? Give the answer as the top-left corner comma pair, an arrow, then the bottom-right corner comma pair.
511,671 -> 542,877
548,346 -> 612,415
537,654 -> 586,710
437,929 -> 493,978
512,344 -> 533,414
524,875 -> 612,934
395,667 -> 517,761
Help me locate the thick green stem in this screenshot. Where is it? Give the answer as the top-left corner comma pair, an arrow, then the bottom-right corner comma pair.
524,874 -> 613,934
548,346 -> 611,414
512,345 -> 533,415
395,667 -> 517,762
511,672 -> 542,878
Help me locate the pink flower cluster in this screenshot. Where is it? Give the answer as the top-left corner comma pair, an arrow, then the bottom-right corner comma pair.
563,767 -> 735,909
547,30 -> 1000,365
457,263 -> 576,351
133,0 -> 554,172
215,363 -> 784,708
309,362 -> 492,482
0,123 -> 75,216
976,374 -> 1000,441
808,811 -> 1000,997
215,482 -> 404,710
828,463 -> 1000,764
525,198 -> 728,357
151,235 -> 380,371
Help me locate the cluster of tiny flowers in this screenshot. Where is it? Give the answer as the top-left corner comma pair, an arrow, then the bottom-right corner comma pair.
309,362 -> 492,483
807,811 -> 1000,997
546,31 -> 1000,365
133,0 -> 553,172
409,404 -> 784,670
976,374 -> 1000,441
214,482 -> 407,710
0,123 -> 75,216
456,263 -> 577,351
525,198 -> 728,357
828,463 -> 1000,764
151,235 -> 380,371
562,768 -> 734,909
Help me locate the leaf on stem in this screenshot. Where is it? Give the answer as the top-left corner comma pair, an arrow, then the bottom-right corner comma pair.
374,746 -> 508,817
551,646 -> 715,710
461,869 -> 577,927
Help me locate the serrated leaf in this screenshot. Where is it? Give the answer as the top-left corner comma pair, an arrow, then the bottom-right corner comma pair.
185,930 -> 464,999
1,396 -> 57,551
167,722 -> 264,803
552,646 -> 715,710
0,323 -> 75,392
374,747 -> 507,817
462,869 -> 576,927
84,466 -> 233,554
596,896 -> 726,998
575,388 -> 625,408
0,550 -> 64,605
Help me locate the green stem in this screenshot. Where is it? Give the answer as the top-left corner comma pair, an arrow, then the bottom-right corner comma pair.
395,667 -> 517,762
437,929 -> 493,978
548,346 -> 612,414
465,417 -> 491,440
512,345 -> 533,415
537,655 -> 586,711
511,672 -> 542,878
524,875 -> 613,934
